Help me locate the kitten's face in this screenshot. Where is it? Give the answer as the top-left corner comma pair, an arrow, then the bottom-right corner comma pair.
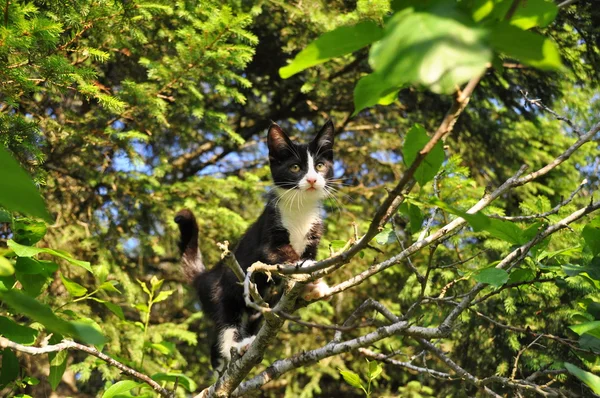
267,121 -> 335,201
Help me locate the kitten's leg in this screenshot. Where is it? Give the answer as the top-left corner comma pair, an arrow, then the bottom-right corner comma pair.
218,327 -> 239,365
233,335 -> 256,355
217,326 -> 256,366
303,279 -> 331,301
294,260 -> 330,301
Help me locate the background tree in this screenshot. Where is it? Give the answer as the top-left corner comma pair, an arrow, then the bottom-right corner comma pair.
1,0 -> 599,397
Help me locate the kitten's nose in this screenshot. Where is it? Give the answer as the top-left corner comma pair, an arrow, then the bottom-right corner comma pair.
306,177 -> 317,185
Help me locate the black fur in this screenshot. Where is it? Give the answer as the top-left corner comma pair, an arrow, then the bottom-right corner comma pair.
175,120 -> 335,371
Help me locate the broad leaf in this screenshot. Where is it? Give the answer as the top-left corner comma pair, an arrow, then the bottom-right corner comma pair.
509,0 -> 558,30
0,257 -> 14,277
489,22 -> 562,71
152,372 -> 197,392
368,360 -> 383,380
353,73 -> 401,115
0,289 -> 104,345
7,240 -> 92,273
0,146 -> 53,222
0,315 -> 38,345
375,227 -> 396,245
48,335 -> 67,391
569,321 -> 600,336
339,369 -> 365,391
0,348 -> 19,388
98,280 -> 121,293
474,268 -> 509,288
153,289 -> 174,303
60,274 -> 87,297
565,363 -> 600,394
12,218 -> 47,246
102,380 -> 142,398
582,217 -> 600,256
507,268 -> 536,284
369,5 -> 491,94
280,21 -> 384,78
403,124 -> 444,186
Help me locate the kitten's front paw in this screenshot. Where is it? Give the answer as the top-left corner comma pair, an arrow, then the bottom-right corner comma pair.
302,279 -> 330,301
234,335 -> 256,355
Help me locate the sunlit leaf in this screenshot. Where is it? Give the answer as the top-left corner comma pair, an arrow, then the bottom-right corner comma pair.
280,21 -> 384,78
8,240 -> 92,273
565,363 -> 600,394
474,268 -> 508,288
0,146 -> 52,222
403,124 -> 444,186
489,22 -> 562,71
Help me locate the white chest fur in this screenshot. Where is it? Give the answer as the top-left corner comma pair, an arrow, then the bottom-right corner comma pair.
277,199 -> 321,256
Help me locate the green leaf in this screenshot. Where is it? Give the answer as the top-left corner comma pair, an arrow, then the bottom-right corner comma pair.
137,279 -> 151,296
17,272 -> 51,297
15,257 -> 44,275
562,261 -> 600,281
7,240 -> 92,273
408,203 -> 424,233
102,380 -> 142,398
509,0 -> 558,30
564,362 -> 600,394
98,280 -> 121,293
403,124 -> 445,186
353,73 -> 401,115
375,227 -> 396,245
507,268 -> 536,284
569,321 -> 600,336
368,360 -> 383,380
0,146 -> 53,222
149,341 -> 175,355
0,348 -> 19,388
151,372 -> 197,392
582,217 -> 600,256
48,334 -> 68,391
0,315 -> 38,345
153,290 -> 174,303
60,274 -> 88,297
489,22 -> 562,71
474,268 -> 509,288
12,218 -> 47,246
280,21 -> 384,78
329,240 -> 347,251
429,199 -> 525,244
0,289 -> 104,345
339,369 -> 365,391
0,257 -> 14,277
369,5 -> 491,94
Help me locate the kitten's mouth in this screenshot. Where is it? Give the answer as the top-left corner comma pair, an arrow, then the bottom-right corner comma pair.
306,187 -> 317,192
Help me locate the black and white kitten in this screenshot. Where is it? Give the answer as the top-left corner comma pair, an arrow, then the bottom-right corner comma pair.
175,120 -> 335,372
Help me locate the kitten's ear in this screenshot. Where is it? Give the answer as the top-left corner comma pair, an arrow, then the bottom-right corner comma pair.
312,119 -> 335,151
267,123 -> 292,157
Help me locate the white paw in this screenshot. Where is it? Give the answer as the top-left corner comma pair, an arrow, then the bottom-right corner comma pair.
234,335 -> 256,355
302,280 -> 330,301
295,259 -> 316,269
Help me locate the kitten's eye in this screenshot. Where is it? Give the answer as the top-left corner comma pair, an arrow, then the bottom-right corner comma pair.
289,164 -> 301,173
315,162 -> 326,172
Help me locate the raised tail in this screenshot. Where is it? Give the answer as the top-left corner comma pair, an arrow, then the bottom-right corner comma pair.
174,209 -> 205,279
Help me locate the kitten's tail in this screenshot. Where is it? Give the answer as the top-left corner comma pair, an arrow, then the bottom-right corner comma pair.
174,209 -> 205,279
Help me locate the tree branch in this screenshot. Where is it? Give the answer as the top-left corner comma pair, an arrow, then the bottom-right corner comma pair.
0,337 -> 174,397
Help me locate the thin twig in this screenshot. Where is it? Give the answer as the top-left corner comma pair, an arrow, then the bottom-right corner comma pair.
0,337 -> 174,397
489,179 -> 587,221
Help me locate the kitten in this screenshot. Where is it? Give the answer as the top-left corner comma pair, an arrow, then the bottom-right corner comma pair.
175,120 -> 335,373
